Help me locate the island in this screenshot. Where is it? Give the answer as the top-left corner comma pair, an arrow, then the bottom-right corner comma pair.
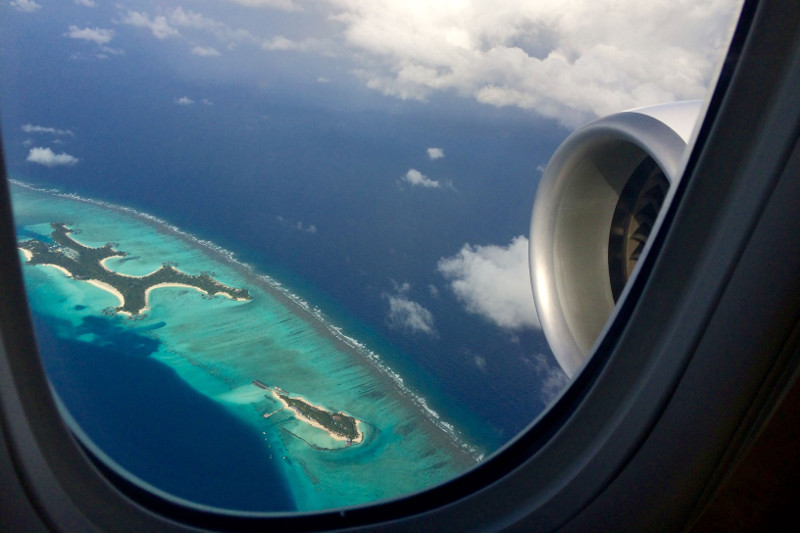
253,381 -> 364,445
19,222 -> 252,316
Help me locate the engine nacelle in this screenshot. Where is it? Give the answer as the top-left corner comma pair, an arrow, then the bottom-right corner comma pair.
530,102 -> 701,378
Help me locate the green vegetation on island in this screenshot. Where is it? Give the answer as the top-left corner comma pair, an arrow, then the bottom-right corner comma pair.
265,384 -> 361,442
19,222 -> 251,315
279,393 -> 360,441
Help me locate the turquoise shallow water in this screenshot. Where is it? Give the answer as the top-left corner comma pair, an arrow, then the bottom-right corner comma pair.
11,182 -> 477,511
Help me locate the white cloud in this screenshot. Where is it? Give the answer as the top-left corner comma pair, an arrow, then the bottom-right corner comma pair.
317,77 -> 330,83
74,0 -> 96,7
262,35 -> 298,51
438,235 -> 539,330
67,26 -> 114,45
307,0 -> 741,127
122,11 -> 180,40
427,147 -> 445,160
402,168 -> 439,188
22,124 -> 74,137
27,147 -> 79,167
385,282 -> 436,335
221,0 -> 304,12
261,35 -> 322,52
296,221 -> 317,233
176,96 -> 195,105
10,0 -> 40,12
386,295 -> 436,335
192,46 -> 221,57
526,353 -> 570,405
169,7 -> 261,46
202,98 -> 213,105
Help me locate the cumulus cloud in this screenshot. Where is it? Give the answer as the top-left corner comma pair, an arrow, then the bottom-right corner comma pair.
22,124 -> 74,137
526,353 -> 570,405
176,96 -> 195,105
67,25 -> 114,45
27,147 -> 79,167
384,282 -> 436,335
288,0 -> 741,127
402,168 -> 439,188
438,235 -> 539,330
192,46 -> 221,57
122,11 -> 180,40
427,147 -> 445,160
11,0 -> 40,12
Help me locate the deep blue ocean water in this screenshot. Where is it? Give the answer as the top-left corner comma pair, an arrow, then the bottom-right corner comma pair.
33,312 -> 294,511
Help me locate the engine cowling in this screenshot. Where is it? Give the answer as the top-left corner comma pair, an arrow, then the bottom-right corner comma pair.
529,101 -> 701,378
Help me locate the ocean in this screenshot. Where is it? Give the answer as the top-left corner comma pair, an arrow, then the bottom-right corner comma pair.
3,7 -> 569,511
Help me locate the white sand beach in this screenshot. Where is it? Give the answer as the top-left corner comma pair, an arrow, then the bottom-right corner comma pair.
269,388 -> 364,444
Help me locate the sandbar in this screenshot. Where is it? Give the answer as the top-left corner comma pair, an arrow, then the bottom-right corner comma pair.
18,248 -> 33,261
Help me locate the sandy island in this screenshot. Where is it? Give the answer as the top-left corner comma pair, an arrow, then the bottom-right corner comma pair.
18,248 -> 33,261
268,388 -> 364,444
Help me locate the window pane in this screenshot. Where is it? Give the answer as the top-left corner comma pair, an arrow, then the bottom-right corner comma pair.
1,0 -> 742,512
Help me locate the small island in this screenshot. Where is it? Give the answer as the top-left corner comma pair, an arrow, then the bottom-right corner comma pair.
254,381 -> 363,444
19,222 -> 252,316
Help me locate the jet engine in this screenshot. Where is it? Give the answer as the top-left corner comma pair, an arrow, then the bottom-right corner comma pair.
530,101 -> 700,378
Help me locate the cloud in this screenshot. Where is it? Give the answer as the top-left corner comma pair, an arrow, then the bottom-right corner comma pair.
27,147 -> 79,167
176,96 -> 195,105
67,26 -> 114,45
384,282 -> 436,335
74,0 -> 96,6
22,124 -> 74,137
438,235 -> 539,330
526,353 -> 570,405
296,221 -> 317,233
261,35 -> 323,52
192,46 -> 221,57
122,11 -> 180,40
168,7 -> 262,47
221,0 -> 304,12
10,0 -> 40,12
297,0 -> 740,127
427,147 -> 445,160
276,216 -> 317,233
402,168 -> 439,188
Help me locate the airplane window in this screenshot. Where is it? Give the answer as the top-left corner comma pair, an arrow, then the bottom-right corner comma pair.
0,0 -> 744,515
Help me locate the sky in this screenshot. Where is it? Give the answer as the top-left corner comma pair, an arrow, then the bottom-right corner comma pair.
2,0 -> 743,447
